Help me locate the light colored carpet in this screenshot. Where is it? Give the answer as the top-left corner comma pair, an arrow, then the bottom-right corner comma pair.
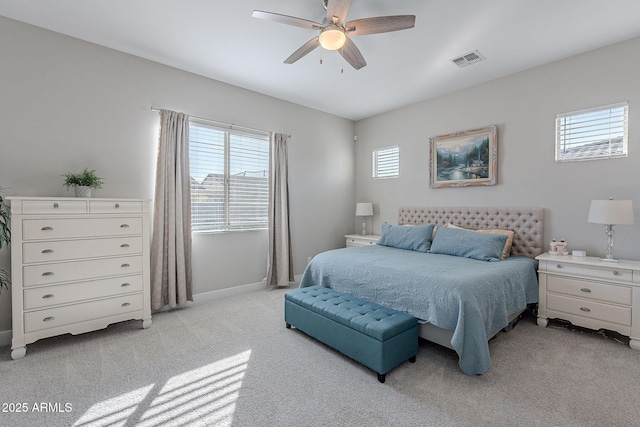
1,287 -> 639,427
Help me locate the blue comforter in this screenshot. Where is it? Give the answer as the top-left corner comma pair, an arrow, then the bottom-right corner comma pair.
299,245 -> 539,375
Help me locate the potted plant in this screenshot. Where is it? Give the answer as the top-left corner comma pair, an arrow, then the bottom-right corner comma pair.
0,188 -> 10,294
63,168 -> 104,197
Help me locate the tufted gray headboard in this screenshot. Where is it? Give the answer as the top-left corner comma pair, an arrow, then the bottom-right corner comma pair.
398,206 -> 544,258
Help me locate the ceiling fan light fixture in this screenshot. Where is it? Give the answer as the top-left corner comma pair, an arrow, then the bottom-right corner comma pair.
319,27 -> 346,50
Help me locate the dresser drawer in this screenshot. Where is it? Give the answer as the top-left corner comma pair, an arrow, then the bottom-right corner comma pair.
23,236 -> 143,263
547,276 -> 632,306
21,200 -> 87,215
546,262 -> 632,283
22,217 -> 143,240
23,255 -> 144,287
345,235 -> 379,247
24,293 -> 144,333
547,294 -> 631,326
24,275 -> 143,310
89,200 -> 143,214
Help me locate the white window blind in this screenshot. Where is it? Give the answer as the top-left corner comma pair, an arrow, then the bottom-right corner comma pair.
372,145 -> 399,178
556,102 -> 628,162
189,121 -> 269,232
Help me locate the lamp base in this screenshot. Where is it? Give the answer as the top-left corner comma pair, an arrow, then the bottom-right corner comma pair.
599,257 -> 619,263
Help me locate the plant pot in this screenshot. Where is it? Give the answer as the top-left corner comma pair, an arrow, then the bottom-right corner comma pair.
75,186 -> 92,198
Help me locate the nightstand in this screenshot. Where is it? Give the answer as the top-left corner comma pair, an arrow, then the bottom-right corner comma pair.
536,253 -> 640,350
345,234 -> 380,248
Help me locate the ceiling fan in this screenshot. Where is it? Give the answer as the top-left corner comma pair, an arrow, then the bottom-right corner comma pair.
252,0 -> 416,70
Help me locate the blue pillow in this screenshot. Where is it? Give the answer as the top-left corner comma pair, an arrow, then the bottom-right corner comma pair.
377,222 -> 435,252
430,226 -> 508,261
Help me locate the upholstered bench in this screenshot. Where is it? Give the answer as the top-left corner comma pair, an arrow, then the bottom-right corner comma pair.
284,285 -> 418,383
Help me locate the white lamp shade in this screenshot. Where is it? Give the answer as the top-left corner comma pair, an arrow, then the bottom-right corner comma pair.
587,199 -> 635,225
355,202 -> 373,217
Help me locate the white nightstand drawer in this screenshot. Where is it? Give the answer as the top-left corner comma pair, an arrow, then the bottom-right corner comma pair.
345,234 -> 380,247
22,217 -> 143,240
89,200 -> 143,214
547,294 -> 631,326
547,262 -> 633,283
547,276 -> 632,306
24,294 -> 144,333
23,236 -> 143,263
24,275 -> 144,310
21,200 -> 87,215
23,255 -> 144,287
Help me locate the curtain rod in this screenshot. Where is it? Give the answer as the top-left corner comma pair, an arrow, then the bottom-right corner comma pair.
151,107 -> 291,138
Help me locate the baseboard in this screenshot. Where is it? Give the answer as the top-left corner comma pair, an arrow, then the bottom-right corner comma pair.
192,274 -> 302,304
0,329 -> 11,348
0,274 -> 303,348
192,281 -> 267,304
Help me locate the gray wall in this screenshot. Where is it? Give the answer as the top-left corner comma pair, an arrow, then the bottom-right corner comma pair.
355,36 -> 640,262
0,17 -> 355,332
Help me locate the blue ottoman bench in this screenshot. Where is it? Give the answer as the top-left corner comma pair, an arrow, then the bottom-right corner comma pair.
284,285 -> 418,383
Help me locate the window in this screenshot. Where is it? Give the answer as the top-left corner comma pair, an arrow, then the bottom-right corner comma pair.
555,102 -> 628,162
189,121 -> 269,232
372,145 -> 399,178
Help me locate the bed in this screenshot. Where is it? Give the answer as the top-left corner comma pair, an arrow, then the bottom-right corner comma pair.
299,206 -> 544,375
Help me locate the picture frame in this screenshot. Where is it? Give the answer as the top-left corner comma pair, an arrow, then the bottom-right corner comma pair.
429,125 -> 497,188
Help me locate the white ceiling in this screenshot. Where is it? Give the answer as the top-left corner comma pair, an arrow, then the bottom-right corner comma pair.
2,0 -> 640,121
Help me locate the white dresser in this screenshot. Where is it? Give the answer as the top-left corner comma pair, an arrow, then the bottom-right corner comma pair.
8,197 -> 152,359
345,234 -> 380,248
536,253 -> 640,350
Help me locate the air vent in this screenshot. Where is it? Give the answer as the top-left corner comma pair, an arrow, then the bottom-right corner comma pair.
450,50 -> 485,68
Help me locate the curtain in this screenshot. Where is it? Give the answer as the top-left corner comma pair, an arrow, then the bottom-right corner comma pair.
266,132 -> 293,288
151,109 -> 193,309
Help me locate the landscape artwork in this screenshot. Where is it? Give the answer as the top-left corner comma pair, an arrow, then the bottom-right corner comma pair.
429,125 -> 497,188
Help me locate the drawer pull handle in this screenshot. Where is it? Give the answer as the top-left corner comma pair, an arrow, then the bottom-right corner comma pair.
43,317 -> 55,322
41,226 -> 54,231
121,283 -> 131,287
121,263 -> 130,268
53,203 -> 59,208
613,271 -> 620,276
42,272 -> 54,276
42,249 -> 54,254
115,203 -> 120,208
580,288 -> 592,293
556,264 -> 563,269
120,224 -> 130,228
579,307 -> 591,312
42,294 -> 54,299
121,302 -> 131,307
120,244 -> 130,248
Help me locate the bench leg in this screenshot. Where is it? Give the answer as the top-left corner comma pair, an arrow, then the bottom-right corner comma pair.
409,355 -> 416,363
285,323 -> 291,329
377,373 -> 386,383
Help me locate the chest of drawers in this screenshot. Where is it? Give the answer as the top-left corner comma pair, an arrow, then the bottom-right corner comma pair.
8,197 -> 152,359
536,253 -> 640,350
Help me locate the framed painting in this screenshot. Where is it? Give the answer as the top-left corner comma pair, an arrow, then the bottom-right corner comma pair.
429,125 -> 497,188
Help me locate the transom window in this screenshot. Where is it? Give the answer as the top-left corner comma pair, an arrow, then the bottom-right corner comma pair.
372,145 -> 399,178
555,102 -> 628,162
189,121 -> 269,232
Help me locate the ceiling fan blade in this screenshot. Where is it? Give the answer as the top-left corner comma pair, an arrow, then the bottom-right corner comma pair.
284,36 -> 321,64
345,15 -> 416,36
252,10 -> 322,30
339,37 -> 366,70
325,0 -> 352,25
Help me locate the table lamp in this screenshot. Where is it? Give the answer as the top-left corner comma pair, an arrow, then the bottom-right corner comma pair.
587,198 -> 634,262
355,203 -> 373,236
